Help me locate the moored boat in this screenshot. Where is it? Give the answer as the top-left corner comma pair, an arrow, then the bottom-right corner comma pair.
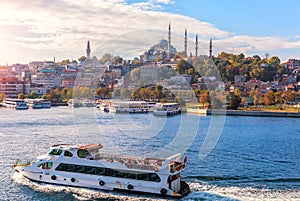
110,101 -> 155,113
153,103 -> 181,116
2,98 -> 29,110
13,144 -> 190,197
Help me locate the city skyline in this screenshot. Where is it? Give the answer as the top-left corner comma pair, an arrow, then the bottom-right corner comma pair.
1,0 -> 300,65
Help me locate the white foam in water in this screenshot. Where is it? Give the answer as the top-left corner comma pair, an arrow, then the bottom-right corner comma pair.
188,181 -> 300,201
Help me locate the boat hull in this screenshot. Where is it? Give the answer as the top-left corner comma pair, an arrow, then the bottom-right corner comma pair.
14,166 -> 189,197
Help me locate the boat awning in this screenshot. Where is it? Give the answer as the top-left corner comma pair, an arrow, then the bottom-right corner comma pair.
79,144 -> 103,152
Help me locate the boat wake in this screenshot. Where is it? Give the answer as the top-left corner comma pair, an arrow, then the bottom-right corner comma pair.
12,173 -> 300,201
188,181 -> 300,201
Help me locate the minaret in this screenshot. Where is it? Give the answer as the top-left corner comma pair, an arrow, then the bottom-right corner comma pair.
86,40 -> 91,59
184,28 -> 187,57
195,34 -> 198,57
168,23 -> 171,60
209,38 -> 212,58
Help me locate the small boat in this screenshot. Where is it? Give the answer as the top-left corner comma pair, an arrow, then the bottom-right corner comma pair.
153,103 -> 181,116
13,144 -> 190,197
2,98 -> 29,110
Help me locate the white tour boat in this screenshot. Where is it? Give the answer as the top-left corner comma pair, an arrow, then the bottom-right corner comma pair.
110,101 -> 155,113
25,99 -> 51,109
153,103 -> 181,116
13,144 -> 190,197
2,98 -> 29,110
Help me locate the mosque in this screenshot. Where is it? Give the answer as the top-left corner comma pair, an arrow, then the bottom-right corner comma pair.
83,23 -> 213,64
140,23 -> 213,63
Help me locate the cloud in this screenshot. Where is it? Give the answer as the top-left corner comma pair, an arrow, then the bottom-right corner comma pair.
0,0 -> 299,64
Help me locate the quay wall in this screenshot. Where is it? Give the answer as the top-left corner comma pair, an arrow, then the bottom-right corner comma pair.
207,110 -> 300,118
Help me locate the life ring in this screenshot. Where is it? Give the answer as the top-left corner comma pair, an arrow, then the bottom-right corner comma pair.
160,188 -> 167,195
51,175 -> 56,180
71,178 -> 76,182
99,180 -> 105,186
127,184 -> 134,190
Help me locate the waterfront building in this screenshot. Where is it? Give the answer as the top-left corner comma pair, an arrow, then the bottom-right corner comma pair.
31,73 -> 62,89
0,77 -> 25,98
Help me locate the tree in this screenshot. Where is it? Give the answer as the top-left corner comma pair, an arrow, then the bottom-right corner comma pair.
112,56 -> 123,64
249,90 -> 263,106
199,91 -> 210,107
155,85 -> 163,100
78,56 -> 87,62
120,88 -> 131,99
228,94 -> 241,109
0,92 -> 5,102
130,68 -> 141,81
18,93 -> 25,99
281,90 -> 295,104
264,91 -> 275,105
101,53 -> 113,64
96,87 -> 110,99
176,59 -> 193,74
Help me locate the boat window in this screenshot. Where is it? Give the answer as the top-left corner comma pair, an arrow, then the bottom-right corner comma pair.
56,163 -> 65,171
106,169 -> 117,177
42,162 -> 53,169
54,163 -> 161,182
65,164 -> 75,172
86,166 -> 96,174
117,171 -> 128,178
48,149 -> 62,155
138,173 -> 149,181
96,167 -> 106,175
75,165 -> 86,173
77,150 -> 87,158
127,172 -> 138,180
149,173 -> 161,182
64,150 -> 73,157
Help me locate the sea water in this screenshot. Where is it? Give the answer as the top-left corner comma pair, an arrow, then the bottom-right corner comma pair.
0,107 -> 299,201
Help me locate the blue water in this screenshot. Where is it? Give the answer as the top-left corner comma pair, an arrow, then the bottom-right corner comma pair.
0,107 -> 299,200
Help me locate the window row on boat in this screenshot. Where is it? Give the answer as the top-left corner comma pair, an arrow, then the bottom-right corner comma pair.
54,163 -> 161,182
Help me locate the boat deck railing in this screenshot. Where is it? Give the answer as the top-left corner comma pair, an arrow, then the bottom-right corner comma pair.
93,153 -> 166,171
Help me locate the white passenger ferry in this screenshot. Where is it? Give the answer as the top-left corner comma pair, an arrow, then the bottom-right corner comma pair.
25,99 -> 51,109
153,103 -> 181,116
2,98 -> 29,110
110,101 -> 155,113
13,144 -> 190,197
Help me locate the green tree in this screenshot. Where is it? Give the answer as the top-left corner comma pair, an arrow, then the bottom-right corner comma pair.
155,85 -> 163,99
176,59 -> 193,74
228,94 -> 241,110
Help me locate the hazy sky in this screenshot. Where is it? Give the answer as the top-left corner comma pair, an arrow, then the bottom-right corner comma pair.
0,0 -> 300,65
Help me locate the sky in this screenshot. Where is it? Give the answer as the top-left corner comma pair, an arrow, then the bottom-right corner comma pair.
0,0 -> 300,65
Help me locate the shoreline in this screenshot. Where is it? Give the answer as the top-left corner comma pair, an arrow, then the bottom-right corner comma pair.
188,109 -> 300,118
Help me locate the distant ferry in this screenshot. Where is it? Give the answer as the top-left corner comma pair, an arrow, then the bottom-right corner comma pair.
13,144 -> 190,197
153,103 -> 181,116
2,98 -> 29,110
25,99 -> 51,109
110,101 -> 155,113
